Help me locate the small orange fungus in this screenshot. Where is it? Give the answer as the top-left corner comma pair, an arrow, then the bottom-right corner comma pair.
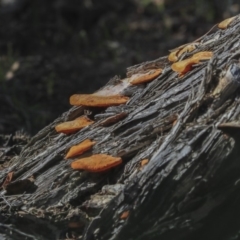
168,43 -> 198,62
191,51 -> 213,61
71,154 -> 122,172
55,116 -> 94,134
140,159 -> 149,168
70,94 -> 129,107
65,139 -> 96,159
129,69 -> 162,85
218,16 -> 236,29
168,51 -> 179,62
120,210 -> 129,219
177,44 -> 198,58
171,51 -> 213,75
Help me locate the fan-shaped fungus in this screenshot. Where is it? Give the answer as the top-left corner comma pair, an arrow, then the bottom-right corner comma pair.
218,16 -> 236,29
70,94 -> 129,107
55,116 -> 94,134
71,154 -> 122,172
129,69 -> 162,85
65,139 -> 96,159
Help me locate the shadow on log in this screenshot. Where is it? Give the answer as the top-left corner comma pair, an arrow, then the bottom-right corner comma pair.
1,15 -> 240,240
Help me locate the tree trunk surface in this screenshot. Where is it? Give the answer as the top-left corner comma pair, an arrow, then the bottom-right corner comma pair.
1,15 -> 240,240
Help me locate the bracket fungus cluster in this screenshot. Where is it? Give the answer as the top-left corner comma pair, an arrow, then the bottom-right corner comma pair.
171,51 -> 213,75
1,15 -> 240,240
54,67 -> 163,172
53,15 -> 235,174
168,16 -> 237,76
168,43 -> 199,63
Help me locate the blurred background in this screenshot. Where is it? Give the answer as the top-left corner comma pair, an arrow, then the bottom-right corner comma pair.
0,0 -> 239,135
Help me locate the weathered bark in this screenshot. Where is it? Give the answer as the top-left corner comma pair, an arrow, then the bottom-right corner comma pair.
1,15 -> 240,240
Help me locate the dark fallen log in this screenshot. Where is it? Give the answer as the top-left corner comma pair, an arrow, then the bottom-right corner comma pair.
1,15 -> 240,240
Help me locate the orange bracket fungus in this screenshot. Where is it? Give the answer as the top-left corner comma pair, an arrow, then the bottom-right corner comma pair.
120,210 -> 130,220
65,139 -> 96,159
140,159 -> 149,168
71,154 -> 122,172
168,43 -> 199,62
55,116 -> 94,134
171,51 -> 213,75
129,69 -> 162,85
168,51 -> 179,63
218,16 -> 236,29
70,94 -> 129,107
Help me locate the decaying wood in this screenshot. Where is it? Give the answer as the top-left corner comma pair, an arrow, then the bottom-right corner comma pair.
1,15 -> 240,240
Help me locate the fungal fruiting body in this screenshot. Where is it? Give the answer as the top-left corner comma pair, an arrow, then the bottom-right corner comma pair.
177,44 -> 198,58
168,51 -> 179,62
129,69 -> 162,85
168,43 -> 199,62
70,94 -> 129,107
65,139 -> 96,159
218,16 -> 236,29
140,159 -> 149,167
120,210 -> 129,220
71,154 -> 122,172
55,116 -> 94,134
171,51 -> 213,75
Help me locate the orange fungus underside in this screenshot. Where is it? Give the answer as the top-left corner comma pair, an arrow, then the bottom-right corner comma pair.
129,69 -> 162,85
65,139 -> 96,159
218,16 -> 236,29
70,94 -> 129,107
55,116 -> 94,134
71,154 -> 122,172
171,51 -> 213,75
